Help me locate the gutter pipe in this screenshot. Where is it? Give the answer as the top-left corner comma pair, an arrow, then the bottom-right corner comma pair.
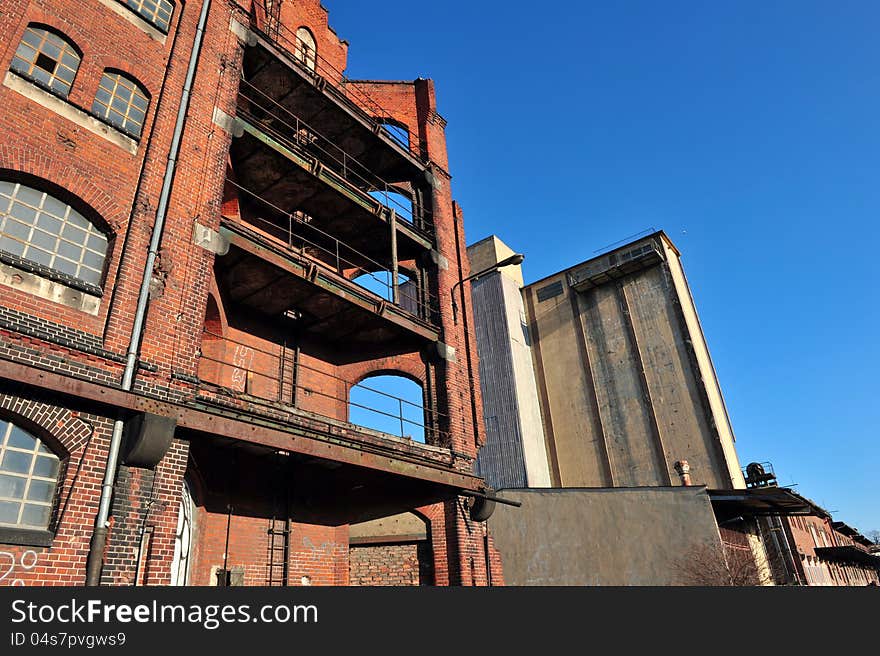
85,0 -> 214,586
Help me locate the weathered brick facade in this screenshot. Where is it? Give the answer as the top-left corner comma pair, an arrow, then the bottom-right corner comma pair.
350,542 -> 433,587
0,0 -> 503,587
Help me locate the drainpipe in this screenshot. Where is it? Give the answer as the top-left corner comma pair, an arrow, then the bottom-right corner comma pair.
85,0 -> 214,586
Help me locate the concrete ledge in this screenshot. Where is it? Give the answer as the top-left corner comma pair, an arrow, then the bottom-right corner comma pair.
193,221 -> 230,255
212,107 -> 240,136
229,18 -> 249,43
3,72 -> 138,155
0,527 -> 54,548
97,0 -> 168,44
0,259 -> 101,316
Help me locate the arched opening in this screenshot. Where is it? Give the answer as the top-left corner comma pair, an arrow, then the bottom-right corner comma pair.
295,27 -> 317,72
169,480 -> 196,586
92,70 -> 150,138
379,121 -> 410,149
198,294 -> 225,385
10,24 -> 81,99
369,188 -> 414,224
120,0 -> 174,33
352,269 -> 411,303
349,374 -> 425,443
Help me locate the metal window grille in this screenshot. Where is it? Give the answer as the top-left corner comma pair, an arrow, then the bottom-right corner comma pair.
0,419 -> 60,530
0,181 -> 109,286
10,26 -> 80,98
92,72 -> 149,138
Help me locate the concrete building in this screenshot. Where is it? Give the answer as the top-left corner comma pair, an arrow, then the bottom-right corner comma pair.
470,231 -> 746,491
469,232 -> 780,584
0,0 -> 500,586
522,230 -> 743,490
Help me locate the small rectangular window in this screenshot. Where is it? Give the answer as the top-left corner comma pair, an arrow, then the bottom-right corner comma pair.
537,280 -> 564,302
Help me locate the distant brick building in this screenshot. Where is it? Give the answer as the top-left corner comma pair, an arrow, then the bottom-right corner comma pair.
760,509 -> 879,586
0,0 -> 500,586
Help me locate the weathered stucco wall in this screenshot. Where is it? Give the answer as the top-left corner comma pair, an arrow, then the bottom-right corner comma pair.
488,487 -> 725,585
524,232 -> 740,489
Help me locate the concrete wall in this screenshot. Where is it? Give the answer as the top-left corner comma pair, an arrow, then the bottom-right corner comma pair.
488,487 -> 725,585
523,232 -> 741,489
469,236 -> 550,488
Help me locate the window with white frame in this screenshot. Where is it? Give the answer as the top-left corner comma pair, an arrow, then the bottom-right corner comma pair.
0,419 -> 60,530
118,0 -> 174,33
9,25 -> 81,98
0,181 -> 109,286
92,71 -> 150,138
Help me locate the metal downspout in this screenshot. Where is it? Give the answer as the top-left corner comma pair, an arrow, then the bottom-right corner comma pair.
85,0 -> 214,586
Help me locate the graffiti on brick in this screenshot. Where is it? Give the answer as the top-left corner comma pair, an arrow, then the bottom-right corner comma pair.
302,536 -> 339,558
0,550 -> 39,586
230,344 -> 254,392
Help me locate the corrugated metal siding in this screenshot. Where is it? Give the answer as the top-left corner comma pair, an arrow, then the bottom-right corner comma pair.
471,274 -> 528,489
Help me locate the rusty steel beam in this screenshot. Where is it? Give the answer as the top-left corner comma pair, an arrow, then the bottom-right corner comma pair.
0,358 -> 483,492
236,117 -> 432,251
246,31 -> 426,174
221,224 -> 439,341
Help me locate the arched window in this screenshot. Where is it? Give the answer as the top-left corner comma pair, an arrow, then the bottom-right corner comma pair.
170,481 -> 195,586
0,418 -> 60,530
0,181 -> 109,286
352,270 -> 411,303
10,25 -> 81,98
380,121 -> 410,149
369,189 -> 415,226
92,71 -> 150,138
349,374 -> 425,443
119,0 -> 175,33
295,27 -> 317,72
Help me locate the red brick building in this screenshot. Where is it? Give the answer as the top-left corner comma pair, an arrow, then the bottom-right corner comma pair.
0,0 -> 501,586
763,512 -> 879,586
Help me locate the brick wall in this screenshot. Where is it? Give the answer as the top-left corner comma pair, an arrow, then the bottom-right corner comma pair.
0,393 -> 108,585
189,507 -> 349,587
350,542 -> 434,586
0,0 -> 501,587
101,440 -> 189,586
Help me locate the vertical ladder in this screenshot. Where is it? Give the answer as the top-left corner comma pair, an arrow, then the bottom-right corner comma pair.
266,514 -> 290,586
266,460 -> 291,586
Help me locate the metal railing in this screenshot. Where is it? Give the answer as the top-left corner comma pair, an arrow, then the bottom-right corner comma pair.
233,0 -> 425,160
236,78 -> 432,235
197,328 -> 451,447
223,177 -> 441,323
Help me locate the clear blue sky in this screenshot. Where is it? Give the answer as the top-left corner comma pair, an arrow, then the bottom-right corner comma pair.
329,1 -> 879,534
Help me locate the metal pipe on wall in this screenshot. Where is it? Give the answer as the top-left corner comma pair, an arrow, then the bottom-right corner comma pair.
85,0 -> 215,586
